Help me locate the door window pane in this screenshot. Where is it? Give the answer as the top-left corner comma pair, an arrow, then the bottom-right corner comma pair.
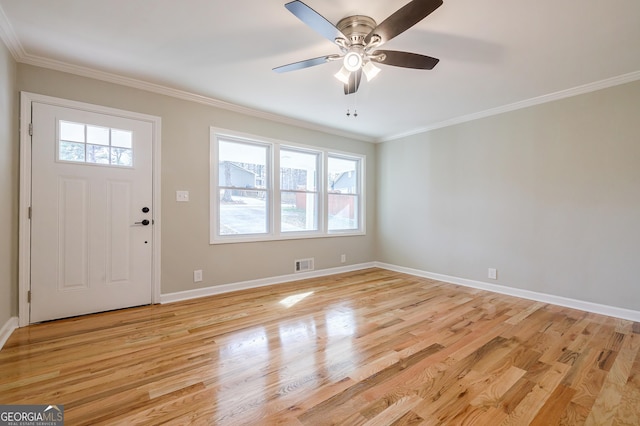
87,125 -> 109,146
60,121 -> 85,143
58,121 -> 134,168
112,129 -> 133,148
86,144 -> 110,164
59,141 -> 85,162
111,148 -> 133,167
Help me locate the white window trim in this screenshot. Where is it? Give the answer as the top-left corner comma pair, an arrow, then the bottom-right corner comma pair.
326,152 -> 366,236
210,127 -> 365,244
279,145 -> 322,235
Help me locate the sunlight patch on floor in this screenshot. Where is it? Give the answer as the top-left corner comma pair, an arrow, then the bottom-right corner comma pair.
279,291 -> 314,308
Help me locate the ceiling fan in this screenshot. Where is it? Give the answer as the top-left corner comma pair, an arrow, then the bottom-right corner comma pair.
273,0 -> 443,95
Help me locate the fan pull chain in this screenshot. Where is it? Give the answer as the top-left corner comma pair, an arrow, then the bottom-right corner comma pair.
354,88 -> 359,117
346,90 -> 359,118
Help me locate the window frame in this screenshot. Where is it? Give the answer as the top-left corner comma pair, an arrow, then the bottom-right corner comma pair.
210,128 -> 365,244
326,153 -> 364,234
279,146 -> 321,234
57,120 -> 135,168
216,137 -> 271,238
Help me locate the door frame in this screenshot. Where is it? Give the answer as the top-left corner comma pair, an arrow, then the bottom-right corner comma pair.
18,92 -> 162,326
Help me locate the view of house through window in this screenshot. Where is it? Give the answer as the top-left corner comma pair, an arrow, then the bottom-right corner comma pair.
218,139 -> 269,235
211,129 -> 365,243
328,156 -> 360,231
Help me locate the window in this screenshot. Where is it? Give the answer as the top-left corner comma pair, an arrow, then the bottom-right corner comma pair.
217,139 -> 269,236
280,148 -> 319,233
58,120 -> 133,167
328,155 -> 360,231
210,129 -> 365,243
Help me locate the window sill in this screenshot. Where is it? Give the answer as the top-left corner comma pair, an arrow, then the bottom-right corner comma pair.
210,229 -> 366,245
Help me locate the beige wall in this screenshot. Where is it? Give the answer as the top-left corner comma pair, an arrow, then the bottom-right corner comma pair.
17,64 -> 376,295
9,61 -> 640,316
0,39 -> 17,324
377,80 -> 640,311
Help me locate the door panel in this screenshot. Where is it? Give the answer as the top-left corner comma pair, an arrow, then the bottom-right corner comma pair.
30,102 -> 153,322
108,181 -> 132,282
58,177 -> 89,290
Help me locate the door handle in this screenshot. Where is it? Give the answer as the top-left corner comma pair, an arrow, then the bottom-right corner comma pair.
134,219 -> 150,226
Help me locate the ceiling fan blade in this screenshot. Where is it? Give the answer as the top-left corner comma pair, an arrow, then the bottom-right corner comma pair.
364,0 -> 443,46
372,50 -> 439,69
273,56 -> 334,73
344,69 -> 362,95
285,1 -> 346,44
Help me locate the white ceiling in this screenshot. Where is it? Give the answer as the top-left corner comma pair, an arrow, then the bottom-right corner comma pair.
1,0 -> 639,142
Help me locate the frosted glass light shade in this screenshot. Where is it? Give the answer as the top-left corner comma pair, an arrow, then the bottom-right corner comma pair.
334,66 -> 351,84
362,61 -> 381,81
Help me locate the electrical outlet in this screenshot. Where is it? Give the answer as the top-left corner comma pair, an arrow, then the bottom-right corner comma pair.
488,268 -> 497,280
340,254 -> 346,263
194,269 -> 203,282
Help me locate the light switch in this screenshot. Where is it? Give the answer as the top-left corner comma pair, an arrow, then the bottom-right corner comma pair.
176,190 -> 189,202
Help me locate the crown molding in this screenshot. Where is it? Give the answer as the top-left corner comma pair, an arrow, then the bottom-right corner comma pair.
15,52 -> 374,143
0,3 -> 372,143
17,53 -> 375,142
2,2 -> 637,145
379,70 -> 640,143
0,3 -> 25,59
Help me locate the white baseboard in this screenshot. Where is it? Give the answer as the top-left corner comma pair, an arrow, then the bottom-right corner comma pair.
0,316 -> 18,351
375,262 -> 640,322
160,261 -> 640,323
160,262 -> 377,304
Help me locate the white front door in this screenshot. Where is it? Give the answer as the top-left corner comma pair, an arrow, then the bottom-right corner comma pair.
30,101 -> 154,322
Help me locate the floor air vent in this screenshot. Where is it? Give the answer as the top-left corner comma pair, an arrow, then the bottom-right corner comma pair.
294,258 -> 314,273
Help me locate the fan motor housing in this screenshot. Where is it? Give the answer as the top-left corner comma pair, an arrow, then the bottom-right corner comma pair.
337,15 -> 376,46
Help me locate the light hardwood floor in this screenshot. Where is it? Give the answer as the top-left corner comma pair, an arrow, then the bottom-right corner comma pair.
1,268 -> 639,425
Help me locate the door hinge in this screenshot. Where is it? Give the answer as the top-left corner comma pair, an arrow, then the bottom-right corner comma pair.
27,290 -> 31,303
28,122 -> 33,136
28,206 -> 32,219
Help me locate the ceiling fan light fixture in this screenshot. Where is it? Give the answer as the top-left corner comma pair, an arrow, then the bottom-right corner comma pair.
276,0 -> 443,95
343,51 -> 363,72
334,66 -> 351,84
362,61 -> 381,81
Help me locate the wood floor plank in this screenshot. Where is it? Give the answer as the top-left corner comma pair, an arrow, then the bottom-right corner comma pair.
585,333 -> 640,425
1,268 -> 639,424
529,384 -> 576,426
